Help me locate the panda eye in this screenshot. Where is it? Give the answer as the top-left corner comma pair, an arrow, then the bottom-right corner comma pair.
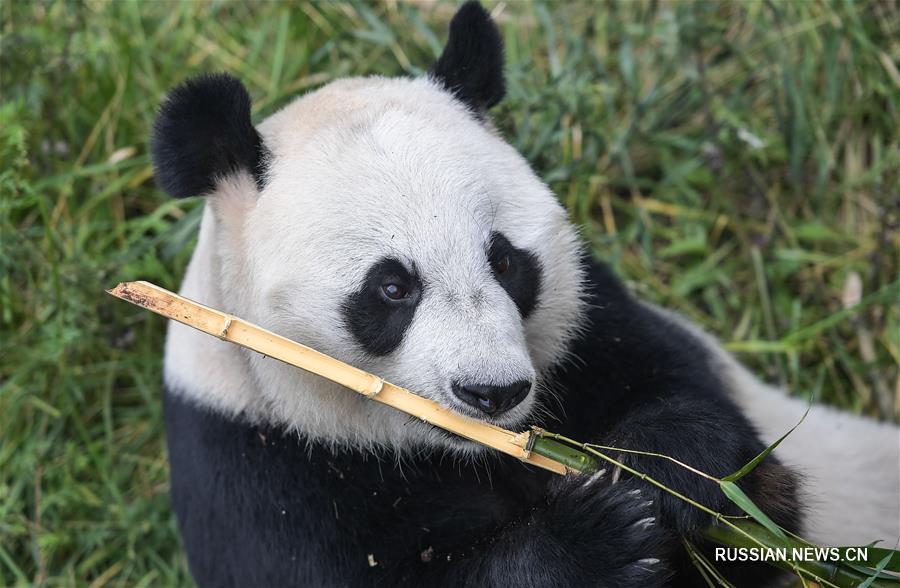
492,254 -> 511,275
381,282 -> 409,301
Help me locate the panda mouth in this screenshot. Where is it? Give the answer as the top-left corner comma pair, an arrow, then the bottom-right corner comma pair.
411,406 -> 534,454
400,384 -> 535,443
428,396 -> 533,434
444,396 -> 532,428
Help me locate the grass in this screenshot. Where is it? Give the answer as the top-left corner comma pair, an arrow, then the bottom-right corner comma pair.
1,0 -> 898,585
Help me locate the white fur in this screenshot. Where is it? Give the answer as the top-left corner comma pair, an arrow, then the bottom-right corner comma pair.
165,76 -> 585,453
648,305 -> 900,547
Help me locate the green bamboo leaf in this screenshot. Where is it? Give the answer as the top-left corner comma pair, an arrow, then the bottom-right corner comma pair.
841,547 -> 900,573
859,552 -> 895,588
847,562 -> 900,583
723,401 -> 811,482
719,481 -> 788,542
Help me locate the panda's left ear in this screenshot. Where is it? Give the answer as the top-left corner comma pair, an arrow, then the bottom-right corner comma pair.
429,1 -> 505,114
151,73 -> 266,198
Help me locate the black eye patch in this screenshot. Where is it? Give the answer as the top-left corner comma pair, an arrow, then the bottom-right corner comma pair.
342,258 -> 423,356
488,232 -> 542,318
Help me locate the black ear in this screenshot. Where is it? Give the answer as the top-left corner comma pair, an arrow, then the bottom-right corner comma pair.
151,73 -> 266,198
429,1 -> 505,113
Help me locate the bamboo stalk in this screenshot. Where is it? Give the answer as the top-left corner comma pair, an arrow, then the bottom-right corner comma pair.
107,281 -> 567,475
107,281 -> 893,587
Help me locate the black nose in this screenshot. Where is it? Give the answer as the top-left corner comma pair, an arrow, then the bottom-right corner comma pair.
451,380 -> 532,416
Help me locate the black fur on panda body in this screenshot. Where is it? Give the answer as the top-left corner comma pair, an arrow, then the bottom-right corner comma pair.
154,3 -> 802,586
164,258 -> 800,587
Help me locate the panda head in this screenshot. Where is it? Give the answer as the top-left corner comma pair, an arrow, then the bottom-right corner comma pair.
153,2 -> 585,452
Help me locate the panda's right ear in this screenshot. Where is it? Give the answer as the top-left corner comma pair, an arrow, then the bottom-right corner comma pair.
151,73 -> 266,198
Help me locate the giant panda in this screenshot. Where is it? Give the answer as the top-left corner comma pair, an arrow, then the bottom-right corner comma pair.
150,3 -> 899,586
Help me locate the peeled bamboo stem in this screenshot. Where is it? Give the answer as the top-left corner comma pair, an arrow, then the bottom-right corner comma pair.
107,281 -> 567,475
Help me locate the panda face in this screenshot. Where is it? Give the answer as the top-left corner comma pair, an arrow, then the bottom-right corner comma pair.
157,4 -> 585,452
230,77 -> 585,438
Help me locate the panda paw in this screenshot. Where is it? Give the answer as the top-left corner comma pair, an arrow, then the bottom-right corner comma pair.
542,474 -> 674,587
